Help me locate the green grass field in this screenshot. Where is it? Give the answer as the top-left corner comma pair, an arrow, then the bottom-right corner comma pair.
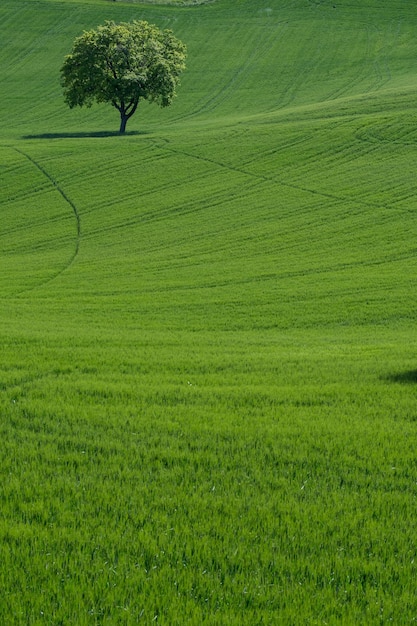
2,0 -> 417,623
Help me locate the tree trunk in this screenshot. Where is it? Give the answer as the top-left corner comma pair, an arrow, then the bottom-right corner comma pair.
115,98 -> 139,134
119,113 -> 128,134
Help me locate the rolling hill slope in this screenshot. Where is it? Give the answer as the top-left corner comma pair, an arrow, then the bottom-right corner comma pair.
2,0 -> 417,622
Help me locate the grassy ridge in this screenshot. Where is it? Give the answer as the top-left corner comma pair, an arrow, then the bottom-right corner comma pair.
3,0 -> 417,135
2,0 -> 417,623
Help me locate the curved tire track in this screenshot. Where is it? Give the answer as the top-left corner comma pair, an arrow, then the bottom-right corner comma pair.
11,146 -> 81,295
151,137 -> 380,213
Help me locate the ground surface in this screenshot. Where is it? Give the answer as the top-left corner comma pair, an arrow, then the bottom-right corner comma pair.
1,0 -> 417,623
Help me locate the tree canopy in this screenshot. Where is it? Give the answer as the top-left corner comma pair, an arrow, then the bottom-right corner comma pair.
61,20 -> 187,133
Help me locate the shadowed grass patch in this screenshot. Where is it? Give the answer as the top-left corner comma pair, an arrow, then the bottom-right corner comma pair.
23,130 -> 148,139
385,370 -> 417,384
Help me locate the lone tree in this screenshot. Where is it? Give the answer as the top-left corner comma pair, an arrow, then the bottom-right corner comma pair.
61,20 -> 186,133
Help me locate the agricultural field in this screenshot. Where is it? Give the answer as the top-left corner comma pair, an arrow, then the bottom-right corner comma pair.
2,0 -> 417,623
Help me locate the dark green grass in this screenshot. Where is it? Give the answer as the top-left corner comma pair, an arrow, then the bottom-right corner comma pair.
2,0 -> 417,623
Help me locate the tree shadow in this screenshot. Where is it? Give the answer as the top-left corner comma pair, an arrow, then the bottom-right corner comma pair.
22,130 -> 148,139
385,370 -> 417,384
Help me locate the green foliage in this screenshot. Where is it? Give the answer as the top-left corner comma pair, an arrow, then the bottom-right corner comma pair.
2,0 -> 417,623
61,20 -> 186,132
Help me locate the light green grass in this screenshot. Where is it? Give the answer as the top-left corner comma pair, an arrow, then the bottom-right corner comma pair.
2,0 -> 417,623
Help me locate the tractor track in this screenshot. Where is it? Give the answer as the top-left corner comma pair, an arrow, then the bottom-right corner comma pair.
10,146 -> 81,295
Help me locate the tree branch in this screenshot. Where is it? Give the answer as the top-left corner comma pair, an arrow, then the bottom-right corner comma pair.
125,98 -> 139,118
